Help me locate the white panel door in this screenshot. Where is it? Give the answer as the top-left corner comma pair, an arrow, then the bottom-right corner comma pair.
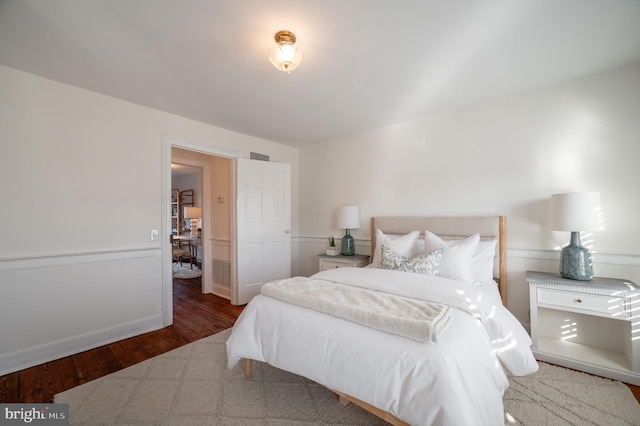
235,158 -> 291,305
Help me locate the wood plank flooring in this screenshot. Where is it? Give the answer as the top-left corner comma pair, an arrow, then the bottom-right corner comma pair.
1,276 -> 639,405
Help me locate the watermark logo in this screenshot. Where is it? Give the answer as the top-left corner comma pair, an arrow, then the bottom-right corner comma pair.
1,404 -> 68,425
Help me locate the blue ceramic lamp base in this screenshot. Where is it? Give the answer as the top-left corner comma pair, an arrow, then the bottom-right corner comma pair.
560,231 -> 593,281
341,229 -> 355,256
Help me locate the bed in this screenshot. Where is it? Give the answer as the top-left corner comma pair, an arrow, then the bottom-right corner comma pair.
226,216 -> 538,425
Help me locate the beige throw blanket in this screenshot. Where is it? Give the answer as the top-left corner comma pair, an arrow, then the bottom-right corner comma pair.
260,277 -> 452,342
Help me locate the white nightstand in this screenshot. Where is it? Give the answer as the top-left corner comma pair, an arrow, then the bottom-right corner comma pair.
526,271 -> 640,385
318,254 -> 370,271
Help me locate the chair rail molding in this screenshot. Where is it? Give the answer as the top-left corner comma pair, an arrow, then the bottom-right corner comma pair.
0,247 -> 161,272
508,247 -> 640,266
294,236 -> 640,267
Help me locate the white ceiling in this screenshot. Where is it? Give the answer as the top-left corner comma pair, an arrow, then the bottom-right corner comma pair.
171,163 -> 200,177
2,0 -> 640,148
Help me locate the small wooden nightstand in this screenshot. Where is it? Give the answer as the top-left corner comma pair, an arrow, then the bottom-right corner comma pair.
526,271 -> 640,385
318,254 -> 370,271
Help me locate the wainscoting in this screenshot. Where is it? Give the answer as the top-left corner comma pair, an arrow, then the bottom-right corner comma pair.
0,277 -> 244,403
0,248 -> 164,375
2,239 -> 637,376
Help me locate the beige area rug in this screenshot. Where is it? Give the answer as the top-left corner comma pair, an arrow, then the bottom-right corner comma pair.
504,362 -> 640,426
55,329 -> 640,425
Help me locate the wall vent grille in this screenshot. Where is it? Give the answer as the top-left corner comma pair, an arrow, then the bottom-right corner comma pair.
212,259 -> 230,285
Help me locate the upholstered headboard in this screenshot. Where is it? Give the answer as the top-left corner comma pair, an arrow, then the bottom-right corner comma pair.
370,216 -> 507,305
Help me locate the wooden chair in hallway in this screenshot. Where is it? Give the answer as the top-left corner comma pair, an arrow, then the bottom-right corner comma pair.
171,235 -> 193,268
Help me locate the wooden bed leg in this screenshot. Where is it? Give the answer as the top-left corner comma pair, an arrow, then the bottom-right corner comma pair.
338,394 -> 351,406
244,359 -> 252,379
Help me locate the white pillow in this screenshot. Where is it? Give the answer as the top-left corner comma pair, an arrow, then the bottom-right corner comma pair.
424,232 -> 480,282
473,239 -> 497,282
370,229 -> 420,268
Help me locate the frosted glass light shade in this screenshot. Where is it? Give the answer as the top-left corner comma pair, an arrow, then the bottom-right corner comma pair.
550,192 -> 605,232
337,206 -> 360,230
268,30 -> 303,73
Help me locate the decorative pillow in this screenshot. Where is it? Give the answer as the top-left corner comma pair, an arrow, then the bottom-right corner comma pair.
381,245 -> 442,275
370,229 -> 420,268
424,232 -> 480,283
473,239 -> 497,282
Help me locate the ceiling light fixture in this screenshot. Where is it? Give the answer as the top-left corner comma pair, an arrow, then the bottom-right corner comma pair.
268,30 -> 303,73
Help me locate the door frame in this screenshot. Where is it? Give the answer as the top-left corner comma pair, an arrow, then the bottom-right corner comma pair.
161,133 -> 238,326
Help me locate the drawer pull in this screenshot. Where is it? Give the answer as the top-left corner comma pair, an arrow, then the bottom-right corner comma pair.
575,299 -> 583,303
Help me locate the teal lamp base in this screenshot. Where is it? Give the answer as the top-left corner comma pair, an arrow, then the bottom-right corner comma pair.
341,229 -> 355,256
560,232 -> 593,281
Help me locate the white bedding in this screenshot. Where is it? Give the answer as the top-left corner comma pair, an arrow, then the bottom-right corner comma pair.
226,267 -> 538,426
261,277 -> 452,342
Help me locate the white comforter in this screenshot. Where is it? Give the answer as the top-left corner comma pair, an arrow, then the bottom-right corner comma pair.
227,267 -> 538,426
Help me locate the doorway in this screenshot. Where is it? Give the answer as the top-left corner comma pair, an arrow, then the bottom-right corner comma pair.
171,147 -> 234,296
161,135 -> 292,324
161,134 -> 238,327
171,161 -> 203,279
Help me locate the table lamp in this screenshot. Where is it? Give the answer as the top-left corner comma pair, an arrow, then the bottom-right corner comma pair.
550,192 -> 605,280
337,206 -> 360,256
184,207 -> 202,238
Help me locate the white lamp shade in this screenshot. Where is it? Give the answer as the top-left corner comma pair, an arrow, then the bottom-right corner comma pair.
184,207 -> 202,219
550,192 -> 605,232
337,206 -> 360,229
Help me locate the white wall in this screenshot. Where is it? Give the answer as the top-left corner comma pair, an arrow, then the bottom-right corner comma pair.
172,173 -> 202,210
0,65 -> 298,374
297,61 -> 640,323
2,60 -> 639,374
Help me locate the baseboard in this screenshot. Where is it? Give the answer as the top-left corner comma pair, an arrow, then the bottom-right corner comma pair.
0,315 -> 164,376
211,282 -> 231,300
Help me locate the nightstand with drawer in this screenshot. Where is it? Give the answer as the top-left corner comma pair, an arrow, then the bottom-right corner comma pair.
526,271 -> 640,385
318,254 -> 370,271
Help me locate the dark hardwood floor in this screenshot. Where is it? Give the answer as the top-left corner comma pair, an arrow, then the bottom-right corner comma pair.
1,276 -> 639,405
0,276 -> 244,404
